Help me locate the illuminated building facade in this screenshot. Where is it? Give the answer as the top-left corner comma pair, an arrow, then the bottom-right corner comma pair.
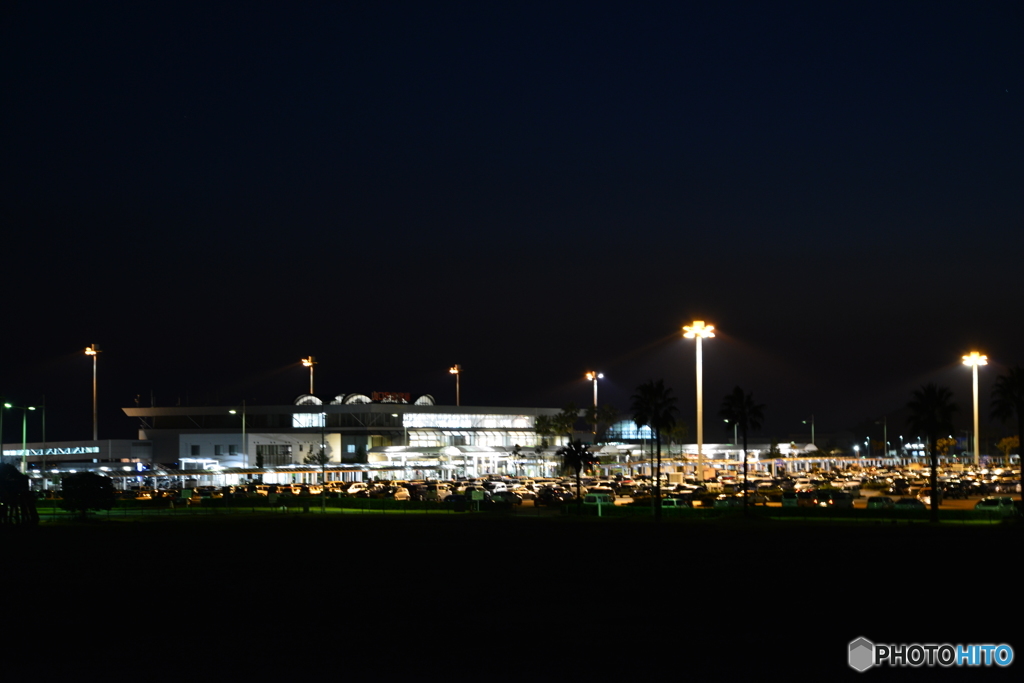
122,396 -> 567,480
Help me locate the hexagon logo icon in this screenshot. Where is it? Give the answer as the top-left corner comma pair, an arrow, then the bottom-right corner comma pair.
849,637 -> 875,672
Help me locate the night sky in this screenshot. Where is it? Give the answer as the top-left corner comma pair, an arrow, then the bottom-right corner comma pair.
2,2 -> 1022,445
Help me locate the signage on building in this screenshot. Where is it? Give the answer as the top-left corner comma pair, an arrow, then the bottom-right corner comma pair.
372,392 -> 410,403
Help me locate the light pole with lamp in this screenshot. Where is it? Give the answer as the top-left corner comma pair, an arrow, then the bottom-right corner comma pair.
683,320 -> 715,481
962,352 -> 987,468
723,418 -> 738,443
802,415 -> 815,446
585,372 -> 603,442
449,365 -> 461,406
85,344 -> 100,440
230,401 -> 247,469
301,356 -> 317,395
4,403 -> 37,474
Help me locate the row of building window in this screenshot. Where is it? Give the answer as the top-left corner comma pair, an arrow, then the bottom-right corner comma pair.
190,445 -> 239,456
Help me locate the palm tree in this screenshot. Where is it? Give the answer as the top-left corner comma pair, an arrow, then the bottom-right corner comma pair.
534,414 -> 555,448
631,380 -> 678,520
906,383 -> 957,523
718,386 -> 765,514
991,366 -> 1024,506
552,403 -> 581,442
557,439 -> 591,503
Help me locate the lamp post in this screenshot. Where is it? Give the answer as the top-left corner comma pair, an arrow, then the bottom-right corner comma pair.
723,418 -> 737,444
85,344 -> 100,440
230,400 -> 247,469
301,356 -> 317,395
5,403 -> 37,474
962,352 -> 987,468
449,365 -> 461,406
683,320 -> 715,481
802,415 -> 815,446
585,372 -> 603,442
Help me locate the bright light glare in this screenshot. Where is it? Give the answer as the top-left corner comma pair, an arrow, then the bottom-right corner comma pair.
683,320 -> 715,339
962,352 -> 988,367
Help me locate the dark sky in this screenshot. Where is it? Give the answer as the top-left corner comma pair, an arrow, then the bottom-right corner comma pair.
2,1 -> 1022,445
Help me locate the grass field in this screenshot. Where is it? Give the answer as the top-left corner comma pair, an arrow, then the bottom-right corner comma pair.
4,513 -> 1018,680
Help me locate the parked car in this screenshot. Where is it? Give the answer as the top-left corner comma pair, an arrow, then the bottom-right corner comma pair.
916,488 -> 941,506
583,493 -> 615,506
974,497 -> 1018,517
491,490 -> 524,505
534,488 -> 573,506
814,490 -> 854,509
795,490 -> 818,508
866,496 -> 894,509
894,497 -> 926,510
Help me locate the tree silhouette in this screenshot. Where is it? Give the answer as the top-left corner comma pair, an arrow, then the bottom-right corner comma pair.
630,380 -> 678,521
906,383 -> 957,523
0,464 -> 39,526
991,366 -> 1024,506
59,471 -> 115,520
534,415 -> 555,448
719,386 -> 765,514
552,403 -> 581,441
557,439 -> 592,503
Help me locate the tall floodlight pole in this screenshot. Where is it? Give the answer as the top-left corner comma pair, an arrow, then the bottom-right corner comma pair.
683,321 -> 715,481
301,356 -> 317,395
449,365 -> 461,406
85,344 -> 101,440
962,352 -> 987,468
585,372 -> 603,441
5,403 -> 36,474
230,400 -> 247,469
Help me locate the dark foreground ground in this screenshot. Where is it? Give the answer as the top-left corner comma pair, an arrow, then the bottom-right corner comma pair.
3,513 -> 1019,680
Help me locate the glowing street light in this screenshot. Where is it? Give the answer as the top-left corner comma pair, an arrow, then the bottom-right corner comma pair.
4,403 -> 37,474
962,351 -> 988,467
683,320 -> 715,481
85,344 -> 101,440
301,356 -> 317,395
449,365 -> 462,406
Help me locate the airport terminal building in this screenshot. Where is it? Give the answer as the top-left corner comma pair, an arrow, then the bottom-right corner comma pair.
120,393 -> 568,481
3,393 -> 862,489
